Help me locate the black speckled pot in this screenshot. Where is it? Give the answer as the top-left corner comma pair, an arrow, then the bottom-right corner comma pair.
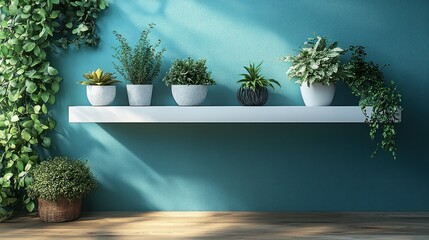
237,86 -> 268,106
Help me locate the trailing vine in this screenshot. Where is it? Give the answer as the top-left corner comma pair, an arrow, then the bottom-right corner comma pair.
344,46 -> 402,159
0,0 -> 107,221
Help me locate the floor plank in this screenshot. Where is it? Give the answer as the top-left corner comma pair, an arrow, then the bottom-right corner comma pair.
1,212 -> 429,239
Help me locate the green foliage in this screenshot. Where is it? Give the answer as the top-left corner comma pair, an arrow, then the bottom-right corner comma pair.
283,35 -> 402,159
80,68 -> 120,86
53,0 -> 109,49
0,0 -> 106,221
163,57 -> 216,86
282,36 -> 346,86
237,62 -> 280,91
344,46 -> 402,159
113,24 -> 165,85
27,157 -> 97,201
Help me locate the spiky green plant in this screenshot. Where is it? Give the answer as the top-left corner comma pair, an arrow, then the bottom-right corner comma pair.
80,68 -> 120,86
238,62 -> 280,91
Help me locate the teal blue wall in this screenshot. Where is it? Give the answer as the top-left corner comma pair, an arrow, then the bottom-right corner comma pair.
49,0 -> 429,211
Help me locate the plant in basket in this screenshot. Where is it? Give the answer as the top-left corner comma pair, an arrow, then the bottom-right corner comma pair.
27,157 -> 97,223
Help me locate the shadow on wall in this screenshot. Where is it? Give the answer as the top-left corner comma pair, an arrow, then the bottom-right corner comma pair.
92,123 -> 425,211
112,0 -> 301,106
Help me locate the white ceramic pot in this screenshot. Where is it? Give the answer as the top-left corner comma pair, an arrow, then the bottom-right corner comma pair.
171,85 -> 208,106
126,84 -> 153,106
300,83 -> 336,106
86,85 -> 116,106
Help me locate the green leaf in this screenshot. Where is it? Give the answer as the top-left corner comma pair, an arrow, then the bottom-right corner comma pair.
99,1 -> 107,10
23,120 -> 34,128
34,105 -> 41,114
17,161 -> 24,171
21,130 -> 31,141
0,31 -> 7,40
34,46 -> 41,57
26,82 -> 38,93
26,201 -> 35,212
42,104 -> 48,114
48,95 -> 56,105
41,92 -> 50,102
11,115 -> 19,122
23,5 -> 31,12
4,173 -> 13,180
42,137 -> 51,148
47,66 -> 58,76
51,82 -> 60,93
23,42 -> 36,52
50,10 -> 60,19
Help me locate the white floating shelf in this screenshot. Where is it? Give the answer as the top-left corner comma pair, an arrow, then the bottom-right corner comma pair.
68,106 -> 401,123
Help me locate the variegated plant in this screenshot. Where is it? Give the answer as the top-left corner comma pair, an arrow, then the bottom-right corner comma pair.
282,36 -> 348,86
80,68 -> 120,86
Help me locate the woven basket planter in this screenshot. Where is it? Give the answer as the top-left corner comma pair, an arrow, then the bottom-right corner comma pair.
38,198 -> 82,223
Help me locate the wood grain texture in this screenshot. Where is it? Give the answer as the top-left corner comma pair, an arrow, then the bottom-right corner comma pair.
1,212 -> 428,239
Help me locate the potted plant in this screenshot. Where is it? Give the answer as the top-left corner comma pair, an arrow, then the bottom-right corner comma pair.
27,157 -> 97,223
344,46 -> 402,159
113,24 -> 165,106
237,62 -> 281,106
80,68 -> 120,106
163,57 -> 216,106
282,36 -> 346,106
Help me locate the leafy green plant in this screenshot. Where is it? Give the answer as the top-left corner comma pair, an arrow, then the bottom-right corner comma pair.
80,68 -> 120,86
238,62 -> 280,91
53,0 -> 109,49
28,157 -> 97,201
0,0 -> 107,221
113,24 -> 165,85
344,46 -> 402,159
282,36 -> 346,86
163,57 -> 216,86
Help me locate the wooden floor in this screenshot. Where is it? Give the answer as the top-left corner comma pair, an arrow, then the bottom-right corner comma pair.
1,212 -> 429,239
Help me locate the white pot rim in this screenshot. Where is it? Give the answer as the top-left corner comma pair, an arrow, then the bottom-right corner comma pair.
87,85 -> 116,88
300,82 -> 336,87
126,84 -> 153,86
171,84 -> 211,86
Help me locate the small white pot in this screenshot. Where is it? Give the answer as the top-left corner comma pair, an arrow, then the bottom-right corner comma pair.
86,85 -> 116,106
171,85 -> 208,106
300,83 -> 336,106
126,84 -> 153,106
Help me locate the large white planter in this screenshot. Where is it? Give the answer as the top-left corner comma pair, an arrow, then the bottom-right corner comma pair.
126,85 -> 153,106
300,83 -> 336,106
171,85 -> 208,106
86,85 -> 116,106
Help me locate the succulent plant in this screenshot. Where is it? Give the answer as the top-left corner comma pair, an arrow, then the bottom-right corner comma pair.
237,62 -> 280,91
80,68 -> 121,86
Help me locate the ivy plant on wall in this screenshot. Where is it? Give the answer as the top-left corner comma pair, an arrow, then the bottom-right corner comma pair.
0,0 -> 108,221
